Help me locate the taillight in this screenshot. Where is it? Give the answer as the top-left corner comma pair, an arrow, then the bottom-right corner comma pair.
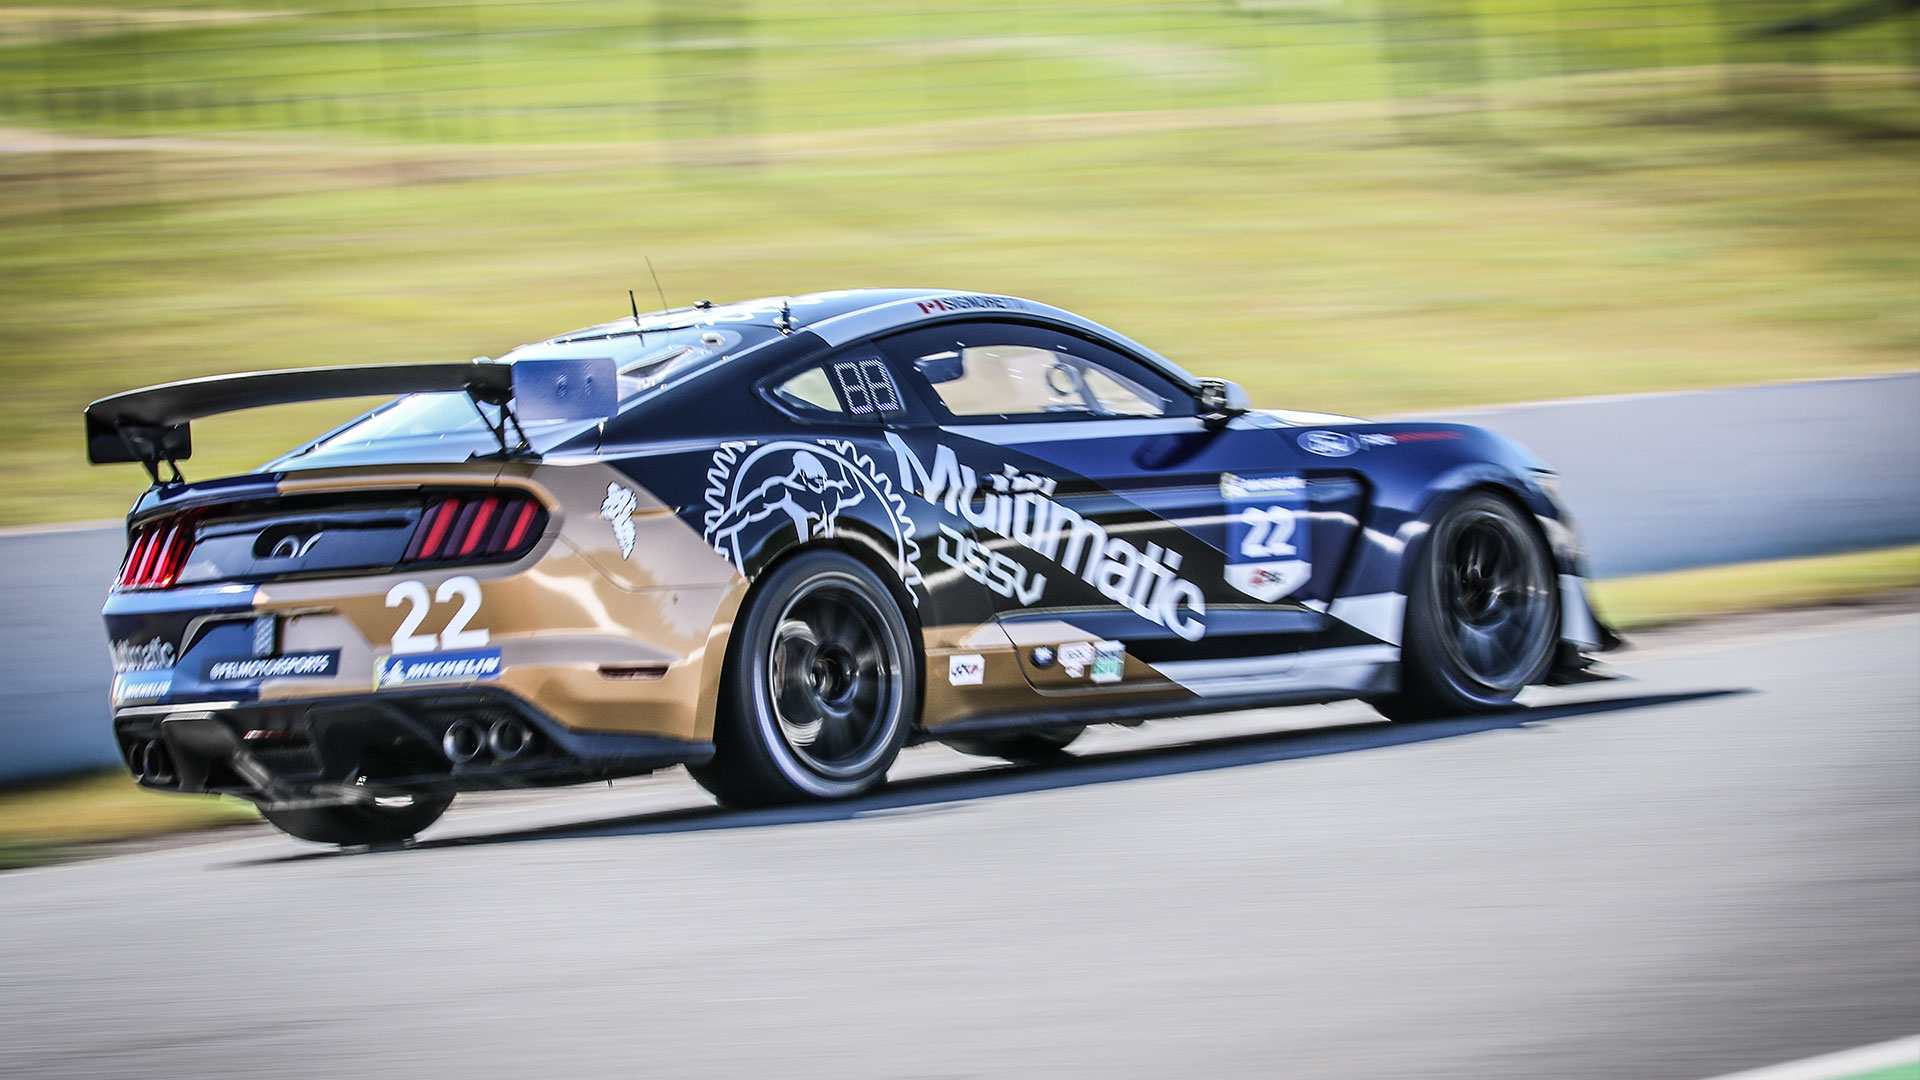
400,492 -> 547,566
117,513 -> 199,591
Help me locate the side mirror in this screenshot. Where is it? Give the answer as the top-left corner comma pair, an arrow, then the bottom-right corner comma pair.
1197,378 -> 1251,426
915,353 -> 965,385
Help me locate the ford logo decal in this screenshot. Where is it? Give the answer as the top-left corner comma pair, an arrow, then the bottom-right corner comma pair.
1299,430 -> 1358,457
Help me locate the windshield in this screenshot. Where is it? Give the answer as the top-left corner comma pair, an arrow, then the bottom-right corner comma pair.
293,324 -> 759,456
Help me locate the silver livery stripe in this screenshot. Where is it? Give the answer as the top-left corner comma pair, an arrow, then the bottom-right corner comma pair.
942,417 -> 1205,444
1153,644 -> 1399,697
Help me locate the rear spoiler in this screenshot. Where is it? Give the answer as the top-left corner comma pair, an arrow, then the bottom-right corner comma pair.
85,359 -> 617,478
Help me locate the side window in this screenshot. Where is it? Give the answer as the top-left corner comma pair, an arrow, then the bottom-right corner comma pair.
887,323 -> 1183,422
770,367 -> 844,416
1081,368 -> 1164,417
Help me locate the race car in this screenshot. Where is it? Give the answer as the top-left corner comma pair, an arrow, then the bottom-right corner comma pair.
85,288 -> 1617,845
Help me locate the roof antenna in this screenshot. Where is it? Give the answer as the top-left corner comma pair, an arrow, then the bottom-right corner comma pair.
628,289 -> 645,345
777,297 -> 794,336
644,255 -> 670,314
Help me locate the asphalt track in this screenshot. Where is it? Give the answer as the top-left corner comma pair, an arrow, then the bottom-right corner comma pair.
2,603 -> 1914,1080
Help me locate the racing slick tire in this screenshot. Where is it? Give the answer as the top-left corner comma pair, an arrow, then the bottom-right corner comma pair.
690,550 -> 918,808
940,726 -> 1083,764
1369,490 -> 1558,723
258,793 -> 454,847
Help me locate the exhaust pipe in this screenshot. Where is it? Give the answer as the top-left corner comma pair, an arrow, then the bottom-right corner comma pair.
487,718 -> 533,761
442,719 -> 487,764
128,739 -> 176,785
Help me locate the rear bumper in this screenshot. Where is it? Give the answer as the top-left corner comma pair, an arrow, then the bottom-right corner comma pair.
113,688 -> 714,808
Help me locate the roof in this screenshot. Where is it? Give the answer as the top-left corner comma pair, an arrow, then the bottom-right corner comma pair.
543,288 -> 1202,389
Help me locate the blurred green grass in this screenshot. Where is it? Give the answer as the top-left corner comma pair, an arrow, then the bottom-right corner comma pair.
0,770 -> 259,869
1594,544 -> 1920,631
0,1 -> 1916,525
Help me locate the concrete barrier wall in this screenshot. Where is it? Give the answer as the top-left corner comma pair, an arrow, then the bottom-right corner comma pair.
5,373 -> 1915,784
1,526 -> 128,784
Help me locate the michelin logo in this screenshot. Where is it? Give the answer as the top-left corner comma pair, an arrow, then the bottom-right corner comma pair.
113,671 -> 172,704
377,648 -> 503,689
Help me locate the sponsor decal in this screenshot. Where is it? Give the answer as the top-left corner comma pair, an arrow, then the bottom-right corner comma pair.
947,653 -> 985,686
113,670 -> 172,704
601,483 -> 639,559
1222,472 -> 1313,602
1058,641 -> 1096,679
703,440 -> 921,594
1090,640 -> 1125,685
1299,430 -> 1358,458
914,294 -> 1015,315
110,637 -> 176,674
1030,646 -> 1056,670
887,435 -> 1207,641
206,651 -> 340,682
376,647 -> 503,689
1299,429 -> 1463,457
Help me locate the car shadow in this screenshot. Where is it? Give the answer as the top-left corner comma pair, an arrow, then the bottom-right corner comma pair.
232,689 -> 1745,867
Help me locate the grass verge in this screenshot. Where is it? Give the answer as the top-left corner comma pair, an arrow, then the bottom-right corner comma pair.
4,72 -> 1918,525
1593,545 -> 1920,632
0,771 -> 259,870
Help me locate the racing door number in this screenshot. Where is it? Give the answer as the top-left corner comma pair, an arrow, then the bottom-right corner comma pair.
1237,505 -> 1298,559
1221,473 -> 1313,603
386,576 -> 489,654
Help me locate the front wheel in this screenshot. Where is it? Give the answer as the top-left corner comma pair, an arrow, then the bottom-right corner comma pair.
689,551 -> 918,808
259,792 -> 453,846
1370,491 -> 1558,722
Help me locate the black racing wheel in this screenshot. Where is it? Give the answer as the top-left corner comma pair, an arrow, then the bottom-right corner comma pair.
1370,491 -> 1558,722
941,726 -> 1082,764
690,550 -> 918,807
259,792 -> 453,847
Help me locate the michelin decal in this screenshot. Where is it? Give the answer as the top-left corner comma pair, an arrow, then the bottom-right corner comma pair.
377,648 -> 503,689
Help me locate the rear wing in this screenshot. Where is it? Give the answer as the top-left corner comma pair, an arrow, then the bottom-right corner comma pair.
85,359 -> 616,478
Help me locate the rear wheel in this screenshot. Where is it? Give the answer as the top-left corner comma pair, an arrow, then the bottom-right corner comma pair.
1370,491 -> 1557,722
689,551 -> 918,808
259,792 -> 453,847
941,726 -> 1082,764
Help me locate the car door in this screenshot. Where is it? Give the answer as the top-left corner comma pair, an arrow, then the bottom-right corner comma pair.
874,319 -> 1366,695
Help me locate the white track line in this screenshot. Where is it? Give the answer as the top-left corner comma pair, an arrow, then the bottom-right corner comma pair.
1387,369 -> 1920,421
1698,1034 -> 1920,1080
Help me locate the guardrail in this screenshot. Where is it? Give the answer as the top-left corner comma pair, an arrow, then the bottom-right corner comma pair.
5,373 -> 1915,785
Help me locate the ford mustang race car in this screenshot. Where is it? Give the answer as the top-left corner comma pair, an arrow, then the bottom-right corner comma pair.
85,288 -> 1616,845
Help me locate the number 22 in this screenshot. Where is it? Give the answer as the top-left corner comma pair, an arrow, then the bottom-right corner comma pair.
386,576 -> 489,655
1238,506 -> 1298,559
